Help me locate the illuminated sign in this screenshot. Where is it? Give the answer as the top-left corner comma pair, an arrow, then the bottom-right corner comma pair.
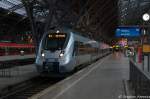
118,38 -> 127,46
115,27 -> 140,37
48,33 -> 66,38
143,44 -> 150,53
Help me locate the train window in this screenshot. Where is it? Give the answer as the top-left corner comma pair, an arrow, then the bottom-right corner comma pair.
73,41 -> 98,55
44,34 -> 67,51
73,41 -> 85,55
78,42 -> 89,55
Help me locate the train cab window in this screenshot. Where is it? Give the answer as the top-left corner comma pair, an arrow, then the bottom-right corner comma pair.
44,33 -> 67,51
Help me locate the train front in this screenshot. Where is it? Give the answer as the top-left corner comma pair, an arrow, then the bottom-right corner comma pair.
35,31 -> 72,75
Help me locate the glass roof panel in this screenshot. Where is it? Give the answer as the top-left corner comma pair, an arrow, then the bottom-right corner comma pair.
0,0 -> 26,16
14,8 -> 26,15
0,1 -> 12,9
7,0 -> 22,5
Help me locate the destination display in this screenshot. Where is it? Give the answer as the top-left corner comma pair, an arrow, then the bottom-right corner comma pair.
115,27 -> 140,37
48,33 -> 66,38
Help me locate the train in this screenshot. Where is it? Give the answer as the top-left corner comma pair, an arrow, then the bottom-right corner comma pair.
0,42 -> 34,56
35,29 -> 111,75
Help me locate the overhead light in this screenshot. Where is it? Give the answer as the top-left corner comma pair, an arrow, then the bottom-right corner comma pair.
142,13 -> 150,21
56,30 -> 60,33
7,12 -> 12,14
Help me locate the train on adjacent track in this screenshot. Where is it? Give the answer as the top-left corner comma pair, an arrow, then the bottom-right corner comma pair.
0,42 -> 34,56
35,28 -> 111,75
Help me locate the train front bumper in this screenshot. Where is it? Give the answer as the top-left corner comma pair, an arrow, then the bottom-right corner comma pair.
41,61 -> 69,73
43,62 -> 59,73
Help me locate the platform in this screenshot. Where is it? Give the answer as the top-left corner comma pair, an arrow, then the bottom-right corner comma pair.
30,52 -> 129,99
0,54 -> 35,61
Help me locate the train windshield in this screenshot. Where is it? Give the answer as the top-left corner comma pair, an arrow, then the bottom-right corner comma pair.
44,33 -> 67,51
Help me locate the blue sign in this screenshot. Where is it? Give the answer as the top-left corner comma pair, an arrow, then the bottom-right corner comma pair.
115,27 -> 140,37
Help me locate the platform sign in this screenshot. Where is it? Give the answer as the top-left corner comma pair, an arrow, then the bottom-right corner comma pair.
115,27 -> 140,37
143,44 -> 150,53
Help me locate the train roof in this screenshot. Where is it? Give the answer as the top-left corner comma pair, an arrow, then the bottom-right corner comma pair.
45,28 -> 100,47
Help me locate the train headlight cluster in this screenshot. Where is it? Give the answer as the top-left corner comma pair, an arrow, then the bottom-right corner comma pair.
41,53 -> 45,57
59,53 -> 64,57
59,51 -> 64,57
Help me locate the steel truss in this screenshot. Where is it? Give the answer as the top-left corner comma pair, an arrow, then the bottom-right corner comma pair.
21,0 -> 118,51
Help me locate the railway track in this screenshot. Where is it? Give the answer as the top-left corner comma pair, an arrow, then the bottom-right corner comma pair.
0,76 -> 63,99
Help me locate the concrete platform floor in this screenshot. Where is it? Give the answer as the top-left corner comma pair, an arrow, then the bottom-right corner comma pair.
31,52 -> 129,99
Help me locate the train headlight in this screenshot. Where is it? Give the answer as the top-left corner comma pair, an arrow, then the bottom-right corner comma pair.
41,53 -> 45,57
59,51 -> 64,57
59,53 -> 64,57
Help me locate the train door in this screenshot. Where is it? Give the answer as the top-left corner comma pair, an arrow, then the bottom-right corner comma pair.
73,41 -> 79,66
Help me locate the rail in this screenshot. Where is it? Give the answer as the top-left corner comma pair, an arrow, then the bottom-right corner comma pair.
129,60 -> 150,96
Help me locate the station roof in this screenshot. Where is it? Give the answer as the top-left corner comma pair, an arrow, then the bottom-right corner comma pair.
0,0 -> 118,44
0,0 -> 26,16
0,0 -> 30,33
